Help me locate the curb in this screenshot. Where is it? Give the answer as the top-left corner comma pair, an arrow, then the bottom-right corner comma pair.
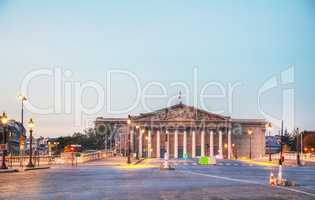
0,169 -> 19,173
24,166 -> 50,171
132,159 -> 145,165
160,167 -> 175,170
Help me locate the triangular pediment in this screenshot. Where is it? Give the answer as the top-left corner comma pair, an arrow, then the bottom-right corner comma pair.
133,103 -> 228,121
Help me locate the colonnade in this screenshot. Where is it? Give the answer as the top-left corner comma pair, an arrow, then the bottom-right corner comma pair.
129,128 -> 232,159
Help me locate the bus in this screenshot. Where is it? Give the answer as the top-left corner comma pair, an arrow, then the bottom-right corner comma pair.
64,144 -> 82,153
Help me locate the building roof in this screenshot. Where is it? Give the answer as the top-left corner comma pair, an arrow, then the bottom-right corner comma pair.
133,103 -> 229,121
96,103 -> 265,126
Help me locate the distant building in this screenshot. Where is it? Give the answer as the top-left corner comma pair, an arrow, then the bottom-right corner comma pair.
265,136 -> 281,154
301,131 -> 315,153
0,120 -> 26,155
25,136 -> 50,155
36,136 -> 49,155
95,103 -> 267,159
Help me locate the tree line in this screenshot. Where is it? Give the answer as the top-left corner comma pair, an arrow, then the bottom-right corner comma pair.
52,127 -> 113,154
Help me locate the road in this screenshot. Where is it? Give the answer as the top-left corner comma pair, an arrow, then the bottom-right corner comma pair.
0,157 -> 314,200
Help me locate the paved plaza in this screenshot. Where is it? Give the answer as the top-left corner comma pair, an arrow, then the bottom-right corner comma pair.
0,157 -> 315,200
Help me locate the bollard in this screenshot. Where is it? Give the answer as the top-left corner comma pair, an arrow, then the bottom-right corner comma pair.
269,172 -> 276,186
277,165 -> 283,181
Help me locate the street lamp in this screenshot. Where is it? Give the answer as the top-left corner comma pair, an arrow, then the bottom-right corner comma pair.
266,122 -> 272,161
232,143 -> 237,159
295,128 -> 301,166
145,136 -> 149,158
135,125 -> 140,160
127,115 -> 131,164
140,128 -> 145,158
17,94 -> 27,125
248,128 -> 253,160
1,112 -> 8,169
26,118 -> 34,168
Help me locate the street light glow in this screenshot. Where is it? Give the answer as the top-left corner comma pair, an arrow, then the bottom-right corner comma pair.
28,118 -> 34,129
127,115 -> 131,125
266,123 -> 272,131
1,112 -> 8,125
18,94 -> 27,101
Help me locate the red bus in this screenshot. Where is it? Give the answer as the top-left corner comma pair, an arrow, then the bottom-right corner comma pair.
64,144 -> 82,153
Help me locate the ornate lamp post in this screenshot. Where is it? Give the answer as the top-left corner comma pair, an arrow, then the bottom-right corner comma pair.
26,118 -> 34,168
145,136 -> 149,158
296,128 -> 301,166
248,128 -> 253,160
127,116 -> 131,164
18,94 -> 27,125
1,112 -> 8,169
232,143 -> 237,159
140,128 -> 145,159
279,120 -> 284,165
135,125 -> 140,160
266,122 -> 272,162
18,94 -> 27,162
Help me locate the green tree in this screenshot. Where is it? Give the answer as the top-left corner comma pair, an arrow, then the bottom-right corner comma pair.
53,128 -> 109,154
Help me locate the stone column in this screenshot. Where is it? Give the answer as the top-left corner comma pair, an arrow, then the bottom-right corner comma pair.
192,130 -> 196,158
201,130 -> 205,157
219,130 -> 223,158
174,129 -> 178,158
148,129 -> 152,158
228,129 -> 232,160
156,130 -> 160,158
139,129 -> 143,158
210,130 -> 214,157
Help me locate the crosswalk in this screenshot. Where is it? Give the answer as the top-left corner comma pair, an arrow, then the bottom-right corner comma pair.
169,161 -> 255,167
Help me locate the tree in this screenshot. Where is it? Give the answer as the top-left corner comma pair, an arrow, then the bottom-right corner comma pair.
304,134 -> 315,150
280,129 -> 297,152
53,128 -> 110,154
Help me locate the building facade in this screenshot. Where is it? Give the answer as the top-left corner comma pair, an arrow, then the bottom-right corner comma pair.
0,120 -> 26,155
301,131 -> 315,153
95,103 -> 266,159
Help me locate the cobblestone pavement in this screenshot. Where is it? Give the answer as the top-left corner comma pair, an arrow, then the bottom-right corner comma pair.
0,157 -> 314,200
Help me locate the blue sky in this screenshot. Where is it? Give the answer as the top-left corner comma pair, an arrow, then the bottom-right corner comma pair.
0,0 -> 314,136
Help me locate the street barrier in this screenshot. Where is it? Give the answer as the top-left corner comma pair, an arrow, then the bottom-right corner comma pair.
60,151 -> 107,164
0,155 -> 60,167
0,151 -> 108,167
266,153 -> 315,161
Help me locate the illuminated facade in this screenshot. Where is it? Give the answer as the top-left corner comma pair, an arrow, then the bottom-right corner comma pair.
95,103 -> 266,159
0,120 -> 26,155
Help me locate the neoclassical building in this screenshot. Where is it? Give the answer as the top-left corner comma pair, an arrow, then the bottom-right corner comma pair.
95,103 -> 266,159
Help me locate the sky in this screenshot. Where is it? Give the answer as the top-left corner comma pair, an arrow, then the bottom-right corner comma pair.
0,0 -> 314,137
